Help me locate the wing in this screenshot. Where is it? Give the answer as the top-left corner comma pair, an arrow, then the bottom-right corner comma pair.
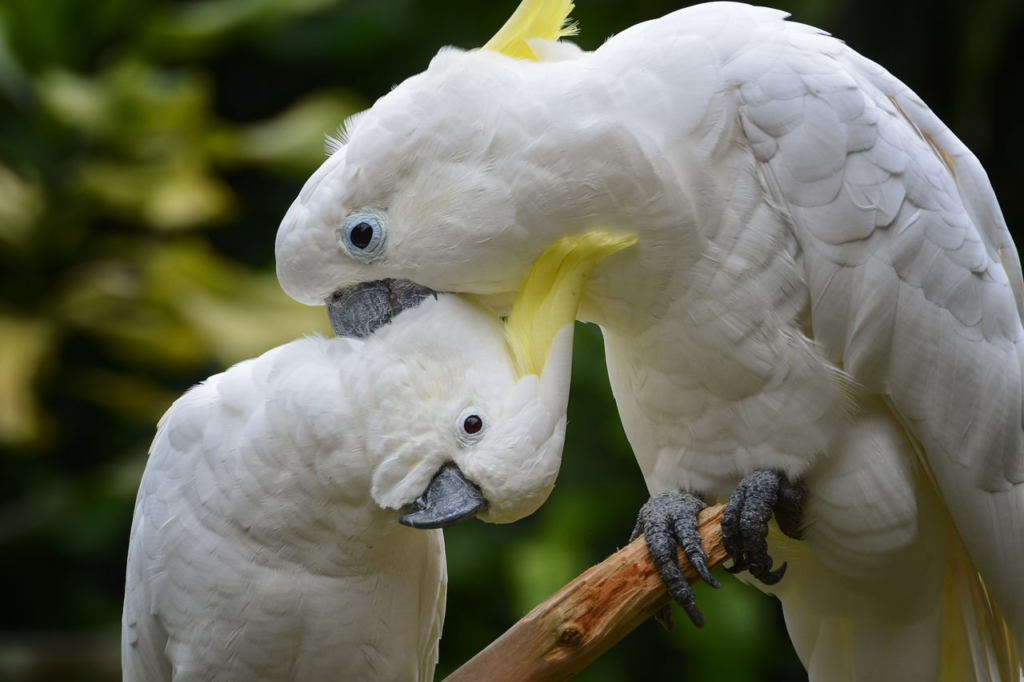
122,466 -> 172,682
728,10 -> 1024,649
122,355 -> 271,680
122,381 -> 220,682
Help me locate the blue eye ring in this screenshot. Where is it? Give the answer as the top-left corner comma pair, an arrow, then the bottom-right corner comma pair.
339,210 -> 387,262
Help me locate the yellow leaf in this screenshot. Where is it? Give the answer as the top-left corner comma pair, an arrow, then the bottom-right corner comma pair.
0,164 -> 43,245
0,317 -> 53,446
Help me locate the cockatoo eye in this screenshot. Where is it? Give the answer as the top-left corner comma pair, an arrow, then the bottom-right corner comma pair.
456,407 -> 486,445
339,210 -> 387,262
463,415 -> 483,434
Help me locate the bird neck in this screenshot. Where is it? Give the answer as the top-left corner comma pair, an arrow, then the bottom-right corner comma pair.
221,338 -> 400,568
491,67 -> 709,332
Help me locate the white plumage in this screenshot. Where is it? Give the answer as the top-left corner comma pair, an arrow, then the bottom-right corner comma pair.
122,294 -> 574,681
276,3 -> 1023,679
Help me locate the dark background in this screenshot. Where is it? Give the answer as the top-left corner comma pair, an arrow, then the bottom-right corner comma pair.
1,0 -> 1021,679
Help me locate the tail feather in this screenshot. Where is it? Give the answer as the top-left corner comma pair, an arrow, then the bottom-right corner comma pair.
942,551 -> 1020,682
765,527 -> 1021,681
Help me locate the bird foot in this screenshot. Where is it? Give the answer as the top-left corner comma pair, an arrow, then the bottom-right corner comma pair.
721,469 -> 805,586
631,491 -> 721,628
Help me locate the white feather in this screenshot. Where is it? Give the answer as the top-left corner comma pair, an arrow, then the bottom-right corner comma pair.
123,295 -> 574,680
275,2 -> 1024,677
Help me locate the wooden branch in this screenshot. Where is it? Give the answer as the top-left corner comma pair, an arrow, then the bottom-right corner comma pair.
443,504 -> 727,682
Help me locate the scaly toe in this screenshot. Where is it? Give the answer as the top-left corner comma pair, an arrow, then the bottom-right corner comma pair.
632,491 -> 717,627
722,469 -> 804,586
721,485 -> 746,566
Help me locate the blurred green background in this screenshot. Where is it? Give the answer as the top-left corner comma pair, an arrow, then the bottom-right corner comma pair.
0,0 -> 1021,679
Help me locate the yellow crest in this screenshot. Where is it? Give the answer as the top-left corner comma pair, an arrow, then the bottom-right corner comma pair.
505,232 -> 636,377
483,0 -> 578,61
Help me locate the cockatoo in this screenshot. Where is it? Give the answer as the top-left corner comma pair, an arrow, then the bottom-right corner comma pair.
122,232 -> 632,681
275,0 -> 1023,678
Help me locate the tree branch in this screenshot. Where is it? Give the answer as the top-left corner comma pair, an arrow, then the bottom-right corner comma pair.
443,504 -> 727,682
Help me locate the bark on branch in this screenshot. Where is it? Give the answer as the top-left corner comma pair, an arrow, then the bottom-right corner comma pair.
443,504 -> 727,682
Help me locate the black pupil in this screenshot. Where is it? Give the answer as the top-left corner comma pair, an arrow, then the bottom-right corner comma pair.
463,415 -> 483,435
350,223 -> 374,249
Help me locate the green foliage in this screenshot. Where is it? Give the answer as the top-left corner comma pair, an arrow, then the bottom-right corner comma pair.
1,0 -> 1020,679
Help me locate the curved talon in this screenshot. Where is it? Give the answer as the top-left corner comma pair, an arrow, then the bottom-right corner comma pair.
654,603 -> 673,630
672,503 -> 720,589
628,509 -> 646,545
632,491 -> 719,628
722,470 -> 804,586
758,562 -> 788,586
741,490 -> 776,579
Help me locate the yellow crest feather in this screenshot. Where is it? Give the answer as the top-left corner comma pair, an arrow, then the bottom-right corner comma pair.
505,232 -> 636,377
483,0 -> 578,61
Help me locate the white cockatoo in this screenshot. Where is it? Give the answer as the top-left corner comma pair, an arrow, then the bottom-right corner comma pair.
122,232 -> 632,681
274,0 -> 1024,678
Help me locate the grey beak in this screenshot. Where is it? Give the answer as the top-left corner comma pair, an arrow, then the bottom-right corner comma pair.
327,279 -> 438,338
399,463 -> 489,529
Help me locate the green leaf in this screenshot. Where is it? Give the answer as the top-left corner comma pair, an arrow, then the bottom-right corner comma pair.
220,89 -> 366,177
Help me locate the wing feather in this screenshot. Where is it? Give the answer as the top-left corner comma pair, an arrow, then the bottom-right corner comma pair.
123,380 -> 222,682
730,11 -> 1024,654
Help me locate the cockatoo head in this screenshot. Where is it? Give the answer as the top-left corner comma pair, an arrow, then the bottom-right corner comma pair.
275,0 -> 620,319
361,294 -> 564,527
274,61 -> 549,309
364,232 -> 633,527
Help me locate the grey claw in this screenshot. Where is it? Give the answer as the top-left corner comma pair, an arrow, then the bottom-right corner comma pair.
721,470 -> 804,586
674,507 -> 720,589
633,491 -> 719,628
629,510 -> 646,544
654,603 -> 674,631
758,562 -> 788,586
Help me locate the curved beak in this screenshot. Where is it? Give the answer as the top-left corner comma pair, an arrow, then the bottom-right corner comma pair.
399,462 -> 488,529
327,279 -> 437,338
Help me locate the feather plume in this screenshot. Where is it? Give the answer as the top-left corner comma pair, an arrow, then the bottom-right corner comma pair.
505,232 -> 635,377
483,0 -> 578,61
